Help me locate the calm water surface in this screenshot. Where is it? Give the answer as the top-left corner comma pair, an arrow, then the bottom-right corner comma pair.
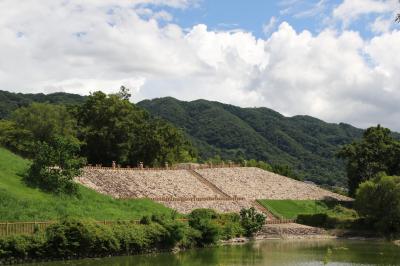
23,240 -> 400,266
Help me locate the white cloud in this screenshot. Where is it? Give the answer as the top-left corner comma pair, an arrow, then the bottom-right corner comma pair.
333,0 -> 398,28
370,16 -> 393,33
0,0 -> 400,131
263,17 -> 277,36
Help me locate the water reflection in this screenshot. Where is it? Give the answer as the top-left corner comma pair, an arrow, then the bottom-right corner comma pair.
22,240 -> 400,266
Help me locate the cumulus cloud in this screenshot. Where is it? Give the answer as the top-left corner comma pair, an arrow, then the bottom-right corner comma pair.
0,0 -> 400,130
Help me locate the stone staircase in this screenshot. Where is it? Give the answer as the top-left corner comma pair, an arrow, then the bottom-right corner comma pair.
189,170 -> 232,199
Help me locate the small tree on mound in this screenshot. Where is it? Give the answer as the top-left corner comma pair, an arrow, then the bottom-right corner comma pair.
240,207 -> 266,237
25,136 -> 86,195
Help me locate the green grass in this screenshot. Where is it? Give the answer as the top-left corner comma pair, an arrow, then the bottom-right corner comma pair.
258,199 -> 357,220
0,147 -> 176,222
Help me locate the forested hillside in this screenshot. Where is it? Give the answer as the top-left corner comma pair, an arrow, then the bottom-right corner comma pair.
0,90 -> 86,119
138,97 -> 365,187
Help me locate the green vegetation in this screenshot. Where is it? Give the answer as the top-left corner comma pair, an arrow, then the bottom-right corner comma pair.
356,174 -> 400,238
0,147 -> 175,221
239,207 -> 266,237
257,200 -> 357,220
0,209 -> 257,262
338,125 -> 400,196
77,91 -> 196,166
0,89 -> 196,168
0,103 -> 77,157
137,97 -> 368,187
0,90 -> 86,119
25,136 -> 85,195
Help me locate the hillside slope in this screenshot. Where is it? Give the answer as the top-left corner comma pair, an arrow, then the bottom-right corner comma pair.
0,90 -> 86,119
138,97 -> 364,186
0,148 -> 174,221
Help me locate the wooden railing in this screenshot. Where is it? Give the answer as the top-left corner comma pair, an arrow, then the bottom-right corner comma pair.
265,219 -> 295,224
120,196 -> 245,201
0,219 -> 188,237
83,163 -> 243,171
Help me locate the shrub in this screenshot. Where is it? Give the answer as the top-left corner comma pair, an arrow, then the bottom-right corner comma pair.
0,234 -> 46,260
45,218 -> 119,258
219,213 -> 244,240
296,213 -> 341,229
239,208 -> 265,237
188,209 -> 220,246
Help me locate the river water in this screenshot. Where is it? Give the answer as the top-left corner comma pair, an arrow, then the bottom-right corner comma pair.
22,239 -> 400,266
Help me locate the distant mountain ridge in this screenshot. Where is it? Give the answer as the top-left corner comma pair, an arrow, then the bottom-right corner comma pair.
138,97 -> 366,187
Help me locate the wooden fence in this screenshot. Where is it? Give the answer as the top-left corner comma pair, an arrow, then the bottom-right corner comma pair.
119,196 -> 245,201
265,219 -> 296,224
0,219 -> 188,237
84,163 -> 243,172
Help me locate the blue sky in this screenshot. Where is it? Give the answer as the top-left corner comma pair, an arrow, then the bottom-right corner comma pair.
1,0 -> 400,130
147,0 -> 398,38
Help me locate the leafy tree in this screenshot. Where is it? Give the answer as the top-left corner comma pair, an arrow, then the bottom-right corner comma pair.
25,136 -> 86,195
239,207 -> 265,237
356,174 -> 400,238
116,85 -> 131,100
0,103 -> 77,156
0,120 -> 35,156
11,103 -> 77,143
338,125 -> 400,196
77,90 -> 195,166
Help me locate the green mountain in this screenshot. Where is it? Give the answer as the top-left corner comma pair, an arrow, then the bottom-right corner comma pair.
0,90 -> 86,119
138,97 -> 365,187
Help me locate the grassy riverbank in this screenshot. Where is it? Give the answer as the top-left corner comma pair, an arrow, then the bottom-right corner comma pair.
0,148 -> 175,221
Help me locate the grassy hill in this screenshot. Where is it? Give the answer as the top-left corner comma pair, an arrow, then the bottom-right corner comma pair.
138,97 -> 365,186
0,147 -> 174,222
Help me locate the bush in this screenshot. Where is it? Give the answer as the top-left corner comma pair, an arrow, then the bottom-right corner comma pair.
0,234 -> 46,261
45,219 -> 119,258
188,209 -> 220,246
296,213 -> 341,229
219,213 -> 244,240
239,208 -> 265,237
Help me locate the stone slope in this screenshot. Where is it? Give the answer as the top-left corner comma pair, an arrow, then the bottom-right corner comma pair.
76,167 -> 351,215
76,168 -> 219,199
195,167 -> 351,201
